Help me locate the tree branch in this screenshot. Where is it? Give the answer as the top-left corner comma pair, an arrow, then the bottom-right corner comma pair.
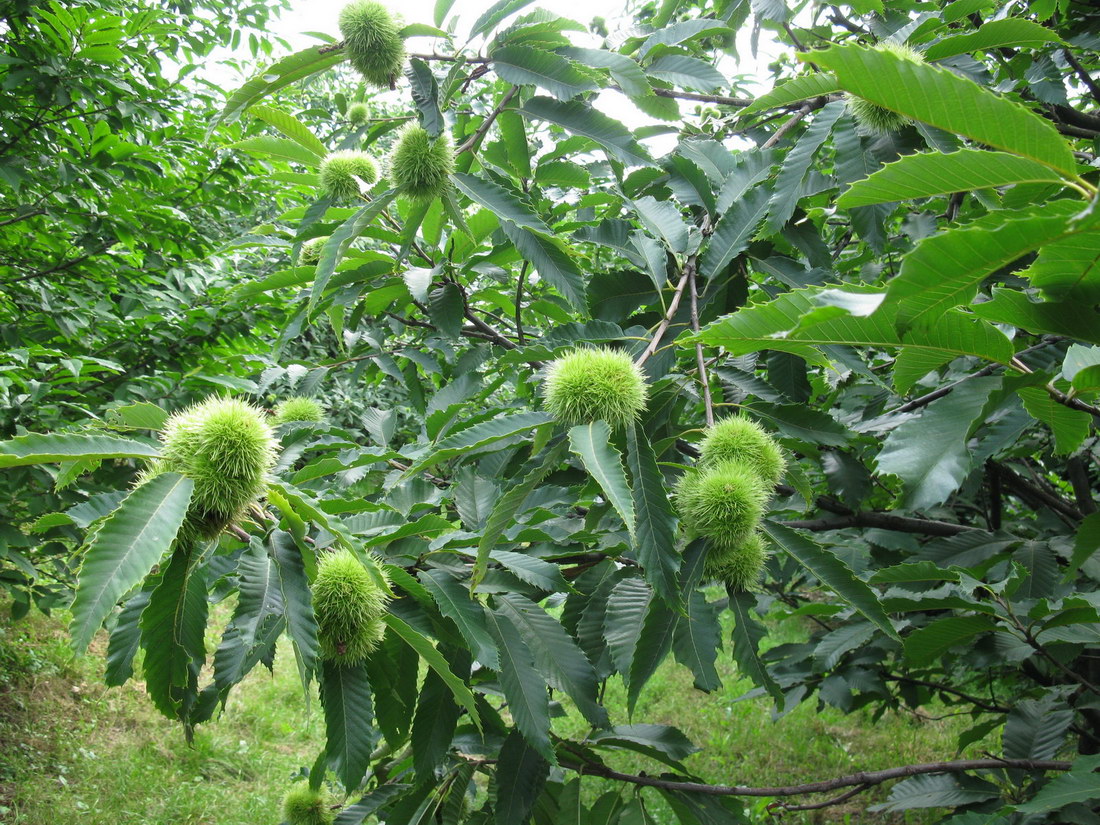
636,268 -> 691,367
784,511 -> 978,537
1062,48 -> 1100,107
456,85 -> 519,154
760,103 -> 812,149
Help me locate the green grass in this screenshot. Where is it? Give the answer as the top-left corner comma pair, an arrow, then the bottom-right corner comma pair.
0,603 -> 990,825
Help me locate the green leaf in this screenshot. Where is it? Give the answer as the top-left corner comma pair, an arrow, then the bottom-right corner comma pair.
382,613 -> 482,732
556,47 -> 649,97
633,195 -> 690,253
270,531 -> 319,678
645,55 -> 726,93
1069,511 -> 1100,577
568,422 -> 635,539
406,411 -> 554,475
499,220 -> 587,310
739,72 -> 840,117
0,432 -> 160,468
1003,697 -> 1074,760
491,550 -> 571,592
486,608 -> 555,762
452,173 -> 550,234
322,661 -> 376,793
1018,217 -> 1100,303
872,773 -> 1000,812
309,191 -> 398,319
104,589 -> 150,687
837,150 -> 1066,208
762,101 -> 845,236
471,0 -> 536,39
1016,754 -> 1100,813
589,724 -> 699,768
902,615 -> 998,666
405,58 -> 445,138
729,590 -> 783,705
70,473 -> 193,653
626,423 -> 680,605
250,104 -> 327,158
212,45 -> 348,129
807,43 -> 1077,176
411,661 -> 462,779
496,594 -> 606,726
627,595 -> 677,714
493,730 -> 549,825
490,45 -> 596,100
1019,387 -> 1090,454
108,403 -> 168,430
474,441 -> 567,591
876,377 -> 999,508
139,547 -> 207,723
924,18 -> 1063,61
971,288 -> 1100,346
884,203 -> 1080,329
762,521 -> 899,640
604,577 -> 652,678
520,96 -> 654,167
700,186 -> 771,279
636,19 -> 732,60
231,135 -> 323,167
420,570 -> 499,669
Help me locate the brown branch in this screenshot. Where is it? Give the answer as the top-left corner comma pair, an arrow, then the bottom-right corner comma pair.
1062,49 -> 1100,105
883,674 -> 1010,714
456,85 -> 519,154
558,757 -> 1072,799
769,783 -> 872,812
995,463 -> 1083,523
785,511 -> 977,537
688,260 -> 713,427
514,260 -> 528,345
648,86 -> 753,107
760,103 -> 812,149
0,208 -> 45,227
635,268 -> 692,367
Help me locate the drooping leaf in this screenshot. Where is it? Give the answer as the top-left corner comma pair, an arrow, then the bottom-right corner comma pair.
924,18 -> 1063,61
321,661 -> 376,793
520,96 -> 654,167
486,608 -> 555,762
70,472 -> 193,653
420,570 -> 500,669
739,72 -> 840,117
490,45 -> 597,100
625,423 -> 680,604
492,729 -> 549,825
0,432 -> 160,468
249,105 -> 328,158
568,422 -> 635,539
1016,754 -> 1100,813
500,219 -> 587,310
453,173 -> 550,234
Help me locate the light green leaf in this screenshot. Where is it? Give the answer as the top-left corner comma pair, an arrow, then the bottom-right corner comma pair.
406,58 -> 445,138
636,19 -> 732,60
924,18 -> 1063,61
212,45 -> 348,129
490,45 -> 597,100
763,521 -> 899,640
568,422 -> 635,539
556,47 -> 650,97
250,104 -> 327,158
70,473 -> 193,653
1019,387 -> 1091,455
0,432 -> 160,468
739,72 -> 839,117
837,150 -> 1066,208
471,0 -> 536,39
452,173 -> 550,234
807,43 -> 1077,176
108,403 -> 168,430
971,288 -> 1100,346
231,135 -> 323,167
406,411 -> 554,475
382,613 -> 482,731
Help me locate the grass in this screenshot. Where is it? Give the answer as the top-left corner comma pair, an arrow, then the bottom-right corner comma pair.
0,602 -> 990,825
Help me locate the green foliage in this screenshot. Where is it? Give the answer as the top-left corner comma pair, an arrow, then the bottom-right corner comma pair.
542,347 -> 648,428
388,124 -> 455,202
338,0 -> 405,88
312,548 -> 390,664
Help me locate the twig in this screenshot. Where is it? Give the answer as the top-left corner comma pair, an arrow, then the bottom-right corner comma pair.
760,103 -> 812,149
769,783 -> 872,812
456,85 -> 519,154
1063,49 -> 1100,107
636,269 -> 692,367
514,260 -> 528,345
688,261 -> 713,427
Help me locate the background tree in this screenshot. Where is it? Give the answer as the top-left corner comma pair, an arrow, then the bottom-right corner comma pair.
2,0 -> 1100,822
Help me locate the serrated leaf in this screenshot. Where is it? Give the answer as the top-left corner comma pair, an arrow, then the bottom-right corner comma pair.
250,104 -> 327,158
569,422 -> 635,539
700,186 -> 770,279
493,729 -> 549,825
496,593 -> 606,726
636,19 -> 731,60
453,173 -> 550,234
808,43 -> 1076,176
322,661 -> 376,792
728,590 -> 784,705
604,577 -> 651,678
471,0 -> 536,38
491,45 -> 596,100
556,47 -> 650,97
924,18 -> 1063,61
382,613 -> 482,731
104,589 -> 150,687
0,432 -> 160,468
420,570 -> 499,669
739,72 -> 839,117
1016,754 -> 1100,813
626,423 -> 679,605
838,150 -> 1065,208
633,196 -> 689,253
212,45 -> 347,129
412,661 -> 462,778
407,411 -> 554,474
406,58 -> 444,137
491,550 -> 571,592
871,773 -> 1000,812
645,55 -> 726,92
1003,697 -> 1074,760
903,615 -> 998,666
270,530 -> 319,678
499,220 -> 586,309
486,608 -> 555,762
520,96 -> 654,167
231,135 -> 323,166
763,521 -> 899,640
70,473 -> 193,653
1019,386 -> 1090,454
